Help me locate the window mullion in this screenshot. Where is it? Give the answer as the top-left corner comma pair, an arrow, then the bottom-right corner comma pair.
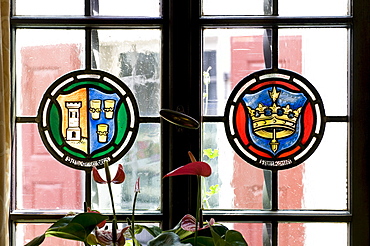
351,0 -> 370,244
165,0 -> 202,228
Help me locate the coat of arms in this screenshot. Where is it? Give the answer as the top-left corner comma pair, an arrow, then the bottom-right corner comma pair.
224,69 -> 325,170
37,70 -> 139,169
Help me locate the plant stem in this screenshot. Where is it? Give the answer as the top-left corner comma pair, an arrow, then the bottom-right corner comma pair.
131,191 -> 138,246
105,162 -> 117,244
107,180 -> 118,243
195,175 -> 202,246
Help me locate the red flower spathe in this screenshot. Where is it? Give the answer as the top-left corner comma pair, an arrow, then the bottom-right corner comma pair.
92,164 -> 125,184
163,161 -> 212,178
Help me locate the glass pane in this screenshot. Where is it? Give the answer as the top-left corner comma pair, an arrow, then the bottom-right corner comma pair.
15,29 -> 85,117
279,223 -> 348,246
92,123 -> 161,212
279,0 -> 349,16
16,123 -> 84,210
203,29 -> 267,116
222,223 -> 271,246
202,0 -> 267,16
203,28 -> 348,116
202,123 -> 266,210
279,28 -> 348,116
94,29 -> 161,117
280,122 -> 348,210
14,0 -> 84,15
278,123 -> 347,210
98,0 -> 161,17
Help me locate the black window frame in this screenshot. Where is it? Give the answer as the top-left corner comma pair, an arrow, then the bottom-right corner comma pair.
9,0 -> 370,245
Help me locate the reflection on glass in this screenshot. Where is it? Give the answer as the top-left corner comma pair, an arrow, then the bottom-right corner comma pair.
15,29 -> 85,117
16,123 -> 84,210
92,124 -> 161,212
95,29 -> 161,117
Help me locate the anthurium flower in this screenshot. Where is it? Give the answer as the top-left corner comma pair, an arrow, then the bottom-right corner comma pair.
134,177 -> 140,193
163,161 -> 212,178
90,226 -> 130,246
87,207 -> 106,229
180,214 -> 215,232
92,164 -> 125,184
111,164 -> 125,184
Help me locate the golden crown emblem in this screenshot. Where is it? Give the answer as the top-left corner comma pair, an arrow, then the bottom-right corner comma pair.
247,87 -> 302,153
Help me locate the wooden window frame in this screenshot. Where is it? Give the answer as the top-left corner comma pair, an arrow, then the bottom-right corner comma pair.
10,0 -> 370,245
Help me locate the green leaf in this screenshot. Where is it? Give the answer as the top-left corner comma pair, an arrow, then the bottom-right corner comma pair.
25,234 -> 45,246
137,224 -> 163,237
210,225 -> 229,238
163,216 -> 194,240
203,149 -> 219,159
206,185 -> 220,197
224,230 -> 248,246
210,226 -> 231,246
147,232 -> 192,246
208,226 -> 248,246
182,236 -> 214,246
45,213 -> 108,242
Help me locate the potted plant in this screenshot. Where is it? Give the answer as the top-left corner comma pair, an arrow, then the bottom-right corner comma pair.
25,151 -> 248,246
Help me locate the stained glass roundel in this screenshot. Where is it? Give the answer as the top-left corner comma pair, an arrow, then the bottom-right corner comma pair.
224,69 -> 326,170
37,70 -> 140,170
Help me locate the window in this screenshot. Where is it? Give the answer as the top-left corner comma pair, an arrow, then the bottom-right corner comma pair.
10,0 -> 370,246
